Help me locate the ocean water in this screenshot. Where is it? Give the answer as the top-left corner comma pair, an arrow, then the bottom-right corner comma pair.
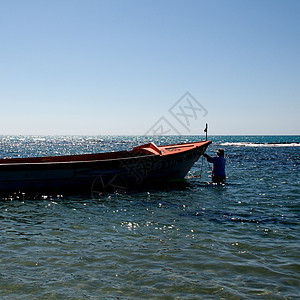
0,135 -> 299,299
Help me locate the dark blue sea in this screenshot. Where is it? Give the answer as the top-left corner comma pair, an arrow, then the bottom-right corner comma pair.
0,135 -> 299,299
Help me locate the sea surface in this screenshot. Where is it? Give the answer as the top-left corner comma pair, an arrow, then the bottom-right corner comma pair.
0,135 -> 299,299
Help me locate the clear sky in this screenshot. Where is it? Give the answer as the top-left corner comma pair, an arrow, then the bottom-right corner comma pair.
0,0 -> 299,135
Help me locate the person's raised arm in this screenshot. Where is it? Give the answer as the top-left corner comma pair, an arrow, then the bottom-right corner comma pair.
203,153 -> 214,163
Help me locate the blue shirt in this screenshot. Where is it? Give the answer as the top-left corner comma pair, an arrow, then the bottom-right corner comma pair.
206,156 -> 226,178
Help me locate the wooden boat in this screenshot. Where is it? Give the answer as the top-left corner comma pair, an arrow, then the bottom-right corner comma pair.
0,140 -> 211,194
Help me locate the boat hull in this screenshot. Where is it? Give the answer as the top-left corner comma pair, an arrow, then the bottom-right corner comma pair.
0,141 -> 211,194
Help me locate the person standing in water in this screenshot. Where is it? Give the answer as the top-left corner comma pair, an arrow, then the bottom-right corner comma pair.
203,148 -> 226,183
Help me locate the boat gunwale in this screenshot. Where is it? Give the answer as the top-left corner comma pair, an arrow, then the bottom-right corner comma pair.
0,141 -> 211,168
158,141 -> 209,148
0,153 -> 155,167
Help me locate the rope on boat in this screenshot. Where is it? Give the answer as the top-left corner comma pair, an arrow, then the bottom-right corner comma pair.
198,123 -> 208,178
194,123 -> 210,179
199,155 -> 204,178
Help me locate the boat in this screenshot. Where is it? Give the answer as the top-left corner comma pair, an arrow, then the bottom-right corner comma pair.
0,140 -> 211,194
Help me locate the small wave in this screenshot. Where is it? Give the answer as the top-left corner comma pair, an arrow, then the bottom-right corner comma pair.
220,142 -> 300,147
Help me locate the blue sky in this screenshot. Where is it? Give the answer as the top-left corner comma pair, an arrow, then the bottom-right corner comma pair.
0,0 -> 299,135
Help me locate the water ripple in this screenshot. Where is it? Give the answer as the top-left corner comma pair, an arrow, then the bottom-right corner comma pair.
0,135 -> 299,298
